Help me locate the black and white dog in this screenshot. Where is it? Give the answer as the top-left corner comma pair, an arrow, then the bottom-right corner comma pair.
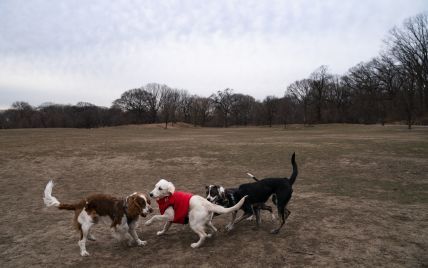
207,153 -> 298,234
206,181 -> 276,225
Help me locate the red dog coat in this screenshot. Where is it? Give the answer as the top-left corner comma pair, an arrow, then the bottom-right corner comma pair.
157,191 -> 193,224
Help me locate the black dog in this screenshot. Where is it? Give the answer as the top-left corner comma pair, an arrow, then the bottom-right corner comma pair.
226,152 -> 298,234
206,184 -> 275,224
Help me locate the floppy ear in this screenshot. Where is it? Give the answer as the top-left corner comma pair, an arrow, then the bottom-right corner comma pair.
219,186 -> 226,199
127,195 -> 141,216
167,181 -> 175,195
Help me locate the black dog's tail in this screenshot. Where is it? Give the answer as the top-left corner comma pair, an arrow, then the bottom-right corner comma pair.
246,173 -> 259,182
289,152 -> 298,185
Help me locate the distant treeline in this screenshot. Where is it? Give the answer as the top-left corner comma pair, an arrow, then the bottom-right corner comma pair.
1,13 -> 427,129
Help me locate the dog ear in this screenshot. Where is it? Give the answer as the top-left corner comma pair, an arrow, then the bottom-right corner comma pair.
219,186 -> 226,199
127,195 -> 141,216
167,181 -> 175,195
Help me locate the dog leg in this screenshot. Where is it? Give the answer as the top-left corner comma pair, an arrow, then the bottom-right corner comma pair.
190,225 -> 207,248
247,206 -> 257,221
259,203 -> 276,221
233,212 -> 253,225
78,223 -> 92,257
128,222 -> 147,246
207,221 -> 217,234
255,208 -> 261,228
145,214 -> 170,226
246,215 -> 255,221
157,221 -> 172,236
271,211 -> 276,221
270,207 -> 290,234
226,212 -> 252,231
146,207 -> 174,226
87,229 -> 96,241
145,215 -> 160,226
111,226 -> 122,241
114,218 -> 131,242
77,210 -> 94,256
270,213 -> 284,234
207,212 -> 217,234
225,211 -> 238,231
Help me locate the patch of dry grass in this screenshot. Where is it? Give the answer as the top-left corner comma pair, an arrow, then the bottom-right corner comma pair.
0,124 -> 427,267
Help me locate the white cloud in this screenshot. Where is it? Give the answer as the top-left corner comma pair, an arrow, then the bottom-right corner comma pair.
0,0 -> 427,108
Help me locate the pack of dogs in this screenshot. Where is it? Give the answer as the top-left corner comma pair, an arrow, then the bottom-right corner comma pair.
43,153 -> 297,256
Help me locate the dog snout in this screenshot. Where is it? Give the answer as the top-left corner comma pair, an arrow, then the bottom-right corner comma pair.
149,192 -> 153,197
207,196 -> 217,202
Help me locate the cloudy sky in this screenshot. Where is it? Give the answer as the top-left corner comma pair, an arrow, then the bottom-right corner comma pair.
0,0 -> 426,108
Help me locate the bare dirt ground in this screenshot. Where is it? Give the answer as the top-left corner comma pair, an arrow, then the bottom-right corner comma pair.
0,124 -> 427,267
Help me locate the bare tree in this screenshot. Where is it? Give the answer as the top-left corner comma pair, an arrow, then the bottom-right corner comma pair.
277,96 -> 293,128
10,101 -> 34,128
113,88 -> 150,123
286,79 -> 312,125
343,61 -> 381,123
230,94 -> 255,126
263,96 -> 279,127
12,101 -> 32,111
210,88 -> 235,127
191,96 -> 211,126
160,87 -> 180,128
372,55 -> 405,124
310,65 -> 331,123
400,71 -> 417,129
177,90 -> 192,123
326,76 -> 351,123
144,83 -> 164,123
387,13 -> 428,114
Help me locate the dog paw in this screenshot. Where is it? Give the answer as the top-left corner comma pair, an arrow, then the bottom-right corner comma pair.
225,224 -> 234,231
270,229 -> 279,234
111,231 -> 123,241
87,235 -> 96,241
145,220 -> 152,226
246,216 -> 255,221
136,240 -> 147,246
156,231 -> 165,236
191,243 -> 200,248
80,250 -> 90,257
206,233 -> 213,238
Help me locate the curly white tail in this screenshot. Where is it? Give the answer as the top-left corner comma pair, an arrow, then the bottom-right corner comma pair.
43,180 -> 60,207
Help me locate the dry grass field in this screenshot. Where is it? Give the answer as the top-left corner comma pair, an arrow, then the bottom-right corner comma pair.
0,124 -> 427,267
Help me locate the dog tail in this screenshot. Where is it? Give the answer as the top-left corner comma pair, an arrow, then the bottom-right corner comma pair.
246,173 -> 259,182
208,195 -> 248,214
289,152 -> 298,185
43,180 -> 78,210
43,180 -> 61,207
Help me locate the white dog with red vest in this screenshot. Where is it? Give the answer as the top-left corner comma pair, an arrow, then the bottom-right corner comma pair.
145,179 -> 247,248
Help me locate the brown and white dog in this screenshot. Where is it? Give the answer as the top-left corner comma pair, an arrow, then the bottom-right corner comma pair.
43,180 -> 153,256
